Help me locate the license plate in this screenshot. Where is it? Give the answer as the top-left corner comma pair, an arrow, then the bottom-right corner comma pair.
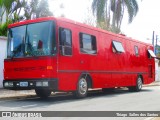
20,82 -> 28,87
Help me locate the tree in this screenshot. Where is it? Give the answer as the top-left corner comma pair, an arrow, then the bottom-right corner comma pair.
24,0 -> 38,19
36,0 -> 53,18
0,0 -> 14,20
24,0 -> 53,20
13,0 -> 26,17
0,0 -> 26,22
83,6 -> 96,26
0,0 -> 53,36
92,0 -> 139,33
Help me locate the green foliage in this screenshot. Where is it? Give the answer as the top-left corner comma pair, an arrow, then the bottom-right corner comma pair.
0,22 -> 7,36
92,0 -> 139,33
0,0 -> 14,20
0,0 -> 53,36
0,20 -> 12,36
1,0 -> 53,21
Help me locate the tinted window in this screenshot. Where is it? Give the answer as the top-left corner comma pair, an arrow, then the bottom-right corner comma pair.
7,21 -> 55,58
112,41 -> 125,53
7,25 -> 26,58
59,28 -> 72,55
79,33 -> 97,54
26,21 -> 54,56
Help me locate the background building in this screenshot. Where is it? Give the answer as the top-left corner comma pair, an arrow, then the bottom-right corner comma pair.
0,7 -> 7,88
0,37 -> 7,88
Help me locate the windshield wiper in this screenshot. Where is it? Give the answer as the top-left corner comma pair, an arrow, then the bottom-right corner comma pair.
10,44 -> 23,59
11,50 -> 17,59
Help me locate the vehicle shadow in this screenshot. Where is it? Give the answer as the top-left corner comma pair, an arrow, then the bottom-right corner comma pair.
0,87 -> 154,109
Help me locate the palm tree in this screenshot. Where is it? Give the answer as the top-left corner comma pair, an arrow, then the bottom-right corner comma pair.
92,0 -> 139,33
13,0 -> 26,17
0,0 -> 28,22
0,0 -> 15,20
24,0 -> 53,20
35,0 -> 53,18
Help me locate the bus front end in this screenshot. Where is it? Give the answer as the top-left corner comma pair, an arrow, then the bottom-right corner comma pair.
3,18 -> 58,97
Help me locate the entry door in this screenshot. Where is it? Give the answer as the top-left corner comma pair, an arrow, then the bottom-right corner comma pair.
58,27 -> 73,71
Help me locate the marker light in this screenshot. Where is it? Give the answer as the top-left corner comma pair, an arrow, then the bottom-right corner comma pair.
47,66 -> 53,70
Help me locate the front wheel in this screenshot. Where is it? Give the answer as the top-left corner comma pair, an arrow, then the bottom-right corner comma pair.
35,88 -> 51,98
73,77 -> 88,98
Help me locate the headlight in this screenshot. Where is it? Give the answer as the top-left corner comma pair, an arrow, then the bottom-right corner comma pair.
36,81 -> 48,87
8,82 -> 13,87
36,82 -> 42,87
42,82 -> 48,87
4,82 -> 9,87
4,82 -> 13,87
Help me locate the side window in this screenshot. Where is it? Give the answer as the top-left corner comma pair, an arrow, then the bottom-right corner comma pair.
79,33 -> 97,54
112,40 -> 125,53
59,28 -> 72,56
134,46 -> 139,56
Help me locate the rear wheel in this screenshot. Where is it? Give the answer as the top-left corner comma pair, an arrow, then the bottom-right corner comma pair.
35,88 -> 51,98
73,77 -> 88,98
129,77 -> 143,92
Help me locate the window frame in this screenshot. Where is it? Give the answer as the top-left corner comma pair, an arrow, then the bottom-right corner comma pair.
148,49 -> 156,59
79,32 -> 97,55
7,21 -> 56,58
59,27 -> 72,56
112,40 -> 125,53
134,46 -> 139,56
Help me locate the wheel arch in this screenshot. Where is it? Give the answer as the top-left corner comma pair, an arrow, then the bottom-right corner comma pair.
79,72 -> 93,89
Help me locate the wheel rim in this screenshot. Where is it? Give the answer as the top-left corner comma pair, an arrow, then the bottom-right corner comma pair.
137,77 -> 142,90
78,78 -> 87,95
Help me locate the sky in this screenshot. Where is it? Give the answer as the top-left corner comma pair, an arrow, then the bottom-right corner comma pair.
121,0 -> 160,44
49,0 -> 91,22
48,0 -> 160,45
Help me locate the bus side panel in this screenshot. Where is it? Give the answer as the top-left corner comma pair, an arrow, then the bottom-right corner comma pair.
56,19 -> 155,91
57,23 -> 87,91
58,72 -> 80,91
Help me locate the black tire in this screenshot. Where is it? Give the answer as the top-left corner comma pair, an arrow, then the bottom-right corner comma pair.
102,88 -> 115,93
73,77 -> 88,98
129,77 -> 143,92
35,88 -> 51,98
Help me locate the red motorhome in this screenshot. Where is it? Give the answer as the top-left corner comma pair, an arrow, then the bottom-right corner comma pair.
3,17 -> 155,98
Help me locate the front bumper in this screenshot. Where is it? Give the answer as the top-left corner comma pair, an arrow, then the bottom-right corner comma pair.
3,78 -> 58,90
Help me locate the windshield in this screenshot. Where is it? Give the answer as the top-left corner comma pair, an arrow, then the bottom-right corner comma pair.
7,21 -> 56,58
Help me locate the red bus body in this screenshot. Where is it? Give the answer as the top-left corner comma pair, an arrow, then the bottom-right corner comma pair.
3,17 -> 155,95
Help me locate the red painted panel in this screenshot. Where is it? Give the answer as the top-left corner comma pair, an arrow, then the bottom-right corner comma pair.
4,56 -> 57,80
4,17 -> 155,92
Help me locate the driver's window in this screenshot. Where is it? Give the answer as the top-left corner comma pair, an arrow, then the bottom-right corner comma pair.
59,27 -> 72,56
